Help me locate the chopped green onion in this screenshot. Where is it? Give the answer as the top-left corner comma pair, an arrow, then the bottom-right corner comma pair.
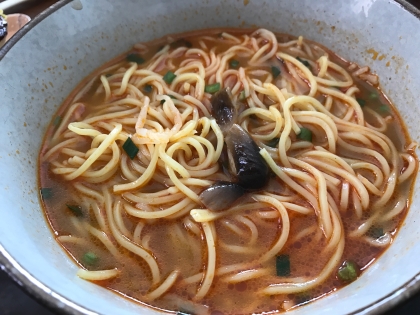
367,226 -> 384,239
296,57 -> 311,69
276,254 -> 290,277
229,59 -> 240,69
356,98 -> 366,107
271,66 -> 281,79
40,188 -> 53,200
122,137 -> 139,160
105,73 -> 112,78
297,127 -> 312,142
170,39 -> 192,49
83,252 -> 99,266
126,53 -> 145,64
337,260 -> 359,283
66,204 -> 83,217
53,116 -> 62,127
295,292 -> 311,305
205,83 -> 221,94
379,104 -> 389,113
369,92 -> 379,99
239,90 -> 246,101
143,84 -> 153,93
160,95 -> 177,104
266,137 -> 280,148
163,71 -> 177,84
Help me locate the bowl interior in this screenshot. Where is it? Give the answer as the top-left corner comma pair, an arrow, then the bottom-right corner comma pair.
0,0 -> 419,314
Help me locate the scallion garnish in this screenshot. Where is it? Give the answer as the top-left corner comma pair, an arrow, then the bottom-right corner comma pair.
83,252 -> 99,266
337,260 -> 359,283
126,53 -> 145,64
297,127 -> 312,142
367,226 -> 384,239
205,83 -> 221,94
160,95 -> 177,104
170,39 -> 192,49
295,292 -> 311,305
53,116 -> 62,127
266,137 -> 280,148
40,188 -> 53,200
239,90 -> 246,101
66,204 -> 83,217
271,66 -> 281,79
276,255 -> 291,276
296,57 -> 311,69
356,98 -> 366,107
122,137 -> 139,160
143,84 -> 153,93
379,104 -> 389,113
163,71 -> 177,84
229,59 -> 240,69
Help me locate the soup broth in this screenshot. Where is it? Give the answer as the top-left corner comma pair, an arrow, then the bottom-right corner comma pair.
39,29 -> 418,314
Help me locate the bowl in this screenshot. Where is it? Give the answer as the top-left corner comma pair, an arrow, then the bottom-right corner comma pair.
0,0 -> 419,314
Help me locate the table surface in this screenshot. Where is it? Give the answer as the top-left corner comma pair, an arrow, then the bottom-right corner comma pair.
1,0 -> 420,314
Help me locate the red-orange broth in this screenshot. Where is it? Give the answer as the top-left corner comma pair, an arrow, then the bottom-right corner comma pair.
39,29 -> 418,315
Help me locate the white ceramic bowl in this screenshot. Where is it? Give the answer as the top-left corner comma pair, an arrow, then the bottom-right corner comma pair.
0,0 -> 419,314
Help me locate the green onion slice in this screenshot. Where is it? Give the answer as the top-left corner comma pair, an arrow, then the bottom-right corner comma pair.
170,39 -> 192,49
163,71 -> 177,84
271,66 -> 281,79
297,127 -> 312,142
143,84 -> 153,93
379,104 -> 389,113
266,137 -> 280,148
66,204 -> 83,217
205,83 -> 221,94
239,90 -> 246,101
122,137 -> 139,160
296,57 -> 311,68
126,53 -> 145,64
337,260 -> 359,283
83,252 -> 99,266
276,254 -> 291,277
229,59 -> 240,69
53,116 -> 62,127
367,226 -> 384,239
356,98 -> 366,107
295,292 -> 312,305
40,188 -> 53,200
160,95 -> 177,104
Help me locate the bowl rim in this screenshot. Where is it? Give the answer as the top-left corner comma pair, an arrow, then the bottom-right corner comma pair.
0,0 -> 420,314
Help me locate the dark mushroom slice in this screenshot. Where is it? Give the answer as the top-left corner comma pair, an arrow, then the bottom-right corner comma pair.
210,88 -> 237,133
199,181 -> 245,211
225,124 -> 270,190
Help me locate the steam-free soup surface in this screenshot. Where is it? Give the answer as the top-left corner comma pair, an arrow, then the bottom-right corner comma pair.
39,29 -> 418,315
